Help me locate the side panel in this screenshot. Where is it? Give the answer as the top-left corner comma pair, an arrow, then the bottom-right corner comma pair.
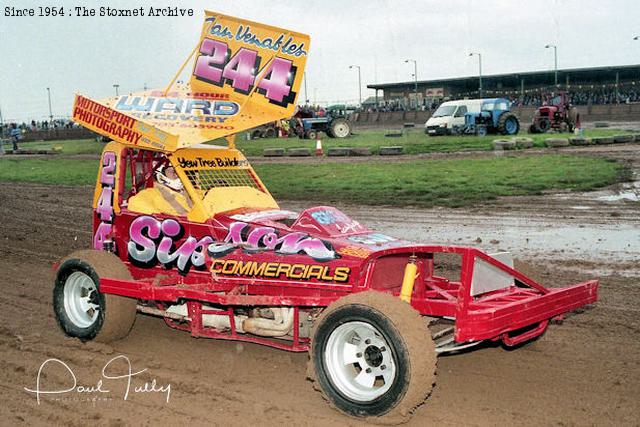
111,210 -> 362,295
92,144 -> 125,250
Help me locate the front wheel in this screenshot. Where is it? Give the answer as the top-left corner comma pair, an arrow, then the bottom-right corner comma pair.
53,250 -> 137,342
537,118 -> 551,133
308,291 -> 436,423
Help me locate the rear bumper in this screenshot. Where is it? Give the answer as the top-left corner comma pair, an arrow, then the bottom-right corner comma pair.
456,279 -> 598,342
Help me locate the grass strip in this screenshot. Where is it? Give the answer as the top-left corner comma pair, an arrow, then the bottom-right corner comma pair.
0,155 -> 625,208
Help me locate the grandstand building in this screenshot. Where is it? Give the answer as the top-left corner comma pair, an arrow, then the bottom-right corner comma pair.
367,64 -> 640,110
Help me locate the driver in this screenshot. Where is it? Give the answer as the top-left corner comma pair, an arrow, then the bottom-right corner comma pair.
128,164 -> 193,216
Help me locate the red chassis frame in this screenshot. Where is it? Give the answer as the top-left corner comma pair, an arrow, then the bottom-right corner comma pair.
99,245 -> 598,352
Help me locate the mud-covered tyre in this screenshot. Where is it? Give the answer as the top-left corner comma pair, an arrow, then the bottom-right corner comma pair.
536,118 -> 551,133
329,118 -> 351,138
264,127 -> 277,138
308,291 -> 436,423
498,113 -> 520,135
250,129 -> 263,140
53,250 -> 137,342
306,129 -> 318,140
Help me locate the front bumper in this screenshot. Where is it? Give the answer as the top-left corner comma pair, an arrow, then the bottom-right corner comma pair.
425,125 -> 449,136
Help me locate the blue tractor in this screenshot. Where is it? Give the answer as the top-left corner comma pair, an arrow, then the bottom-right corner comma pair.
453,98 -> 520,136
293,104 -> 353,139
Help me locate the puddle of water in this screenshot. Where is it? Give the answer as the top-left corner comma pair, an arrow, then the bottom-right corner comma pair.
598,192 -> 639,202
597,179 -> 640,202
371,219 -> 640,264
570,206 -> 592,210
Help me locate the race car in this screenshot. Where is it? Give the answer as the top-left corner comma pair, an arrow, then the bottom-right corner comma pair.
53,11 -> 598,423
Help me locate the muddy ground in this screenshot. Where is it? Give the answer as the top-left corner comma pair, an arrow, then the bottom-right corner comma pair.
0,146 -> 639,426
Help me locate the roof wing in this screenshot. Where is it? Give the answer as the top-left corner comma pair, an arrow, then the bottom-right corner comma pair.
95,11 -> 310,150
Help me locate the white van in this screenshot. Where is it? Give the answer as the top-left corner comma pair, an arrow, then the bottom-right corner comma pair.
424,99 -> 484,135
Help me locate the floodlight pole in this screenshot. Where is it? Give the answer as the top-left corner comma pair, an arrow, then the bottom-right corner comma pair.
405,59 -> 418,111
304,71 -> 309,104
545,44 -> 558,87
469,52 -> 483,97
46,87 -> 53,121
349,65 -> 362,107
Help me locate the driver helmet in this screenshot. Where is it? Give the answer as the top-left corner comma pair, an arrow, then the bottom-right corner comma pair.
155,164 -> 183,191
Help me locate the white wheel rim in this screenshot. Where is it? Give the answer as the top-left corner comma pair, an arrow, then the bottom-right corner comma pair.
63,271 -> 100,328
324,321 -> 397,402
333,123 -> 349,138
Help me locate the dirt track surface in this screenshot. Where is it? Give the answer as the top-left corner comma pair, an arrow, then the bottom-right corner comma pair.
1,182 -> 639,426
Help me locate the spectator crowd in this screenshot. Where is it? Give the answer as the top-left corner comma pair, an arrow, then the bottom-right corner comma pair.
515,88 -> 640,107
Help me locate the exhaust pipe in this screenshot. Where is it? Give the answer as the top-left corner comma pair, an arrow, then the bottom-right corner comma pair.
242,307 -> 294,337
164,304 -> 248,333
141,304 -> 294,337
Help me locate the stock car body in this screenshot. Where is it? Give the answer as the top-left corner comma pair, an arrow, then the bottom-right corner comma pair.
53,11 -> 598,422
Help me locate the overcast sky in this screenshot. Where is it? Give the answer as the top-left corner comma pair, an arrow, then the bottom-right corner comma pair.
0,0 -> 638,121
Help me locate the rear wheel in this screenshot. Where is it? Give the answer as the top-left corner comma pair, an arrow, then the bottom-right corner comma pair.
53,250 -> 137,342
498,113 -> 520,135
309,291 -> 436,423
329,118 -> 351,138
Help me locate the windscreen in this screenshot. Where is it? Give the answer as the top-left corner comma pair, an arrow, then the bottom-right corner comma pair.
432,105 -> 456,117
183,167 -> 264,198
170,148 -> 278,216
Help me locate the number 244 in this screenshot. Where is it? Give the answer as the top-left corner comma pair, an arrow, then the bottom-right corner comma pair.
193,39 -> 297,107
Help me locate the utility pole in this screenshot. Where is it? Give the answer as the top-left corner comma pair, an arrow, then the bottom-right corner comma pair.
113,84 -> 120,96
404,59 -> 418,111
349,65 -> 362,106
545,44 -> 558,87
303,71 -> 309,104
46,87 -> 53,121
0,104 -> 4,140
468,52 -> 483,97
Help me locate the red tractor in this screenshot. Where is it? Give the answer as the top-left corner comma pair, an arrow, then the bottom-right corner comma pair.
529,92 -> 580,133
53,11 -> 598,423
